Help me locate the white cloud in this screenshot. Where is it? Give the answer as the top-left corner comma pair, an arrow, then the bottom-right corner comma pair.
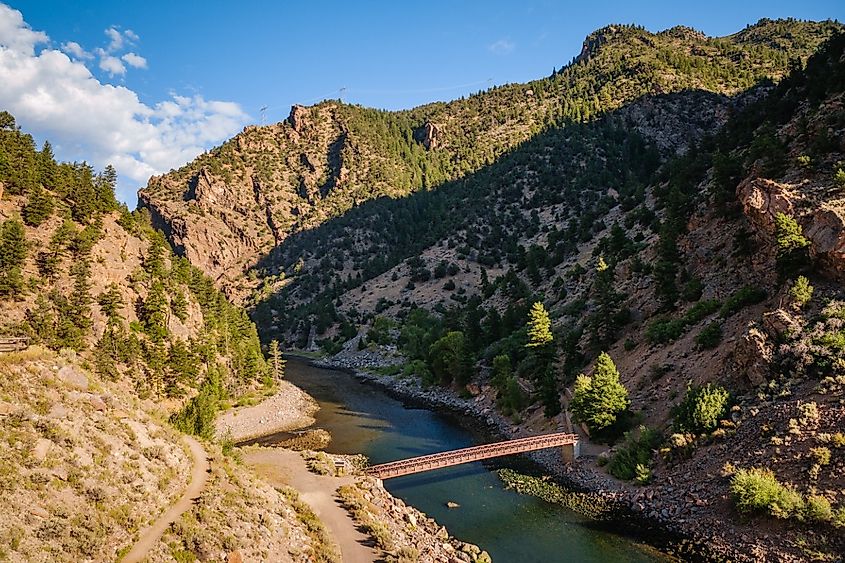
98,53 -> 126,75
60,40 -> 91,60
121,52 -> 146,69
124,29 -> 139,42
0,3 -> 46,53
0,3 -> 249,202
104,26 -> 123,52
488,38 -> 515,55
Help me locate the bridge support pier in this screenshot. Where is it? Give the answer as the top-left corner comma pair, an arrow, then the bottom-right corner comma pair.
561,441 -> 580,464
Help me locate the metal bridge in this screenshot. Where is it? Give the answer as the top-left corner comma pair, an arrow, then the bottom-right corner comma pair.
366,432 -> 579,479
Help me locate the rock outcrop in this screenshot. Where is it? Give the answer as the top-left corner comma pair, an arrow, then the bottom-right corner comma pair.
738,177 -> 845,281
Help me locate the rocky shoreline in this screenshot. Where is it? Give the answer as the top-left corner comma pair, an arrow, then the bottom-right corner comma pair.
308,353 -> 767,562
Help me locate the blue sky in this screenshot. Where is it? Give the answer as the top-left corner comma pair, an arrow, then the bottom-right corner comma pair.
2,0 -> 843,201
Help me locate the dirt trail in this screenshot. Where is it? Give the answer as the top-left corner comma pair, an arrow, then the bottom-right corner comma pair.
245,448 -> 377,563
121,436 -> 209,563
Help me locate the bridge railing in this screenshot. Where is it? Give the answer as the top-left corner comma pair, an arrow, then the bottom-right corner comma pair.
367,432 -> 578,479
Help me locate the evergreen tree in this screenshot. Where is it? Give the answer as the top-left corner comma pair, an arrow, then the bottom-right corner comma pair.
37,220 -> 75,279
95,164 -> 119,212
26,294 -> 56,345
170,289 -> 188,322
22,183 -> 54,226
0,218 -> 28,298
428,331 -> 471,385
141,279 -> 169,342
97,283 -> 124,327
570,352 -> 629,433
68,259 -> 93,335
524,301 -> 560,417
69,163 -> 98,223
774,212 -> 811,277
38,141 -> 57,189
789,275 -> 813,307
526,301 -> 553,347
588,256 -> 625,349
269,339 -> 286,380
144,234 -> 168,279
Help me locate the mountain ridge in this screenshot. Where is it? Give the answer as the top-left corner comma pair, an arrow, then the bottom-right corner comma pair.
139,18 -> 841,300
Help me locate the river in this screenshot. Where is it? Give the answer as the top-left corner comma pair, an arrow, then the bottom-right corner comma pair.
273,359 -> 668,562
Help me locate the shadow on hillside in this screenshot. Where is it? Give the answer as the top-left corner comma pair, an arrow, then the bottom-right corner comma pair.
248,84 -> 771,336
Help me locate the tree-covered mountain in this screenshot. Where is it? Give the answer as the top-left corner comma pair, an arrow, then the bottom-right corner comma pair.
135,18 -> 845,559
139,18 -> 841,299
0,112 -> 268,436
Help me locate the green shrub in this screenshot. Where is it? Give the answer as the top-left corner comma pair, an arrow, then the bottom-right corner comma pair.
804,494 -> 833,522
645,317 -> 686,344
789,276 -> 813,307
683,299 -> 721,324
695,321 -> 723,349
606,425 -> 661,482
834,167 -> 845,188
730,467 -> 804,519
719,286 -> 767,318
674,383 -> 730,434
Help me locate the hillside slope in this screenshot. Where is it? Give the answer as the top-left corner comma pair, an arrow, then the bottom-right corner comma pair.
139,19 -> 841,299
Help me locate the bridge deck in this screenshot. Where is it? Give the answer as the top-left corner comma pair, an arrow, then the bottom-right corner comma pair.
366,432 -> 578,479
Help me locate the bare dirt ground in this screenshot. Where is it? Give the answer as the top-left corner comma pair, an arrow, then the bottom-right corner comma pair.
244,448 -> 378,563
121,436 -> 209,563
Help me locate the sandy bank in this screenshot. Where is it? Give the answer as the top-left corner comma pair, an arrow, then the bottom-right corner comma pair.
216,380 -> 318,442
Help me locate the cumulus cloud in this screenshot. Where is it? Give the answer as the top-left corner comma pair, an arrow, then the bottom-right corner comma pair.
104,26 -> 124,52
0,3 -> 249,202
98,52 -> 126,75
488,38 -> 515,55
121,52 -> 146,69
60,40 -> 91,60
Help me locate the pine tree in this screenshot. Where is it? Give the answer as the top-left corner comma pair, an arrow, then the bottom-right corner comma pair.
68,259 -> 93,335
588,256 -> 625,349
0,218 -> 28,298
524,301 -> 560,416
141,279 -> 169,342
570,352 -> 629,433
144,234 -> 168,279
37,220 -> 75,280
97,283 -> 124,327
526,301 -> 553,348
170,290 -> 188,322
95,164 -> 119,212
22,183 -> 54,227
774,212 -> 811,276
269,339 -> 286,380
38,141 -> 57,189
69,163 -> 98,223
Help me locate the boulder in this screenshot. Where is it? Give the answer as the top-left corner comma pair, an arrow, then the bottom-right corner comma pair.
737,178 -> 794,236
56,365 -> 88,390
804,205 -> 845,280
32,439 -> 53,463
762,309 -> 801,338
733,324 -> 773,386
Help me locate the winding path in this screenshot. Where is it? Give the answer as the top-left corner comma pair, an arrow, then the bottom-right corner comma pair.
245,448 -> 377,563
121,436 -> 210,563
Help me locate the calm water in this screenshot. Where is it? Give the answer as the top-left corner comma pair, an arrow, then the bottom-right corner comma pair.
282,359 -> 668,563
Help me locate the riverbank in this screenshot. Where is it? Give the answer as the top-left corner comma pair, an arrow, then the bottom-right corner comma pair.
309,353 -> 762,562
215,380 -> 318,442
216,362 -> 496,562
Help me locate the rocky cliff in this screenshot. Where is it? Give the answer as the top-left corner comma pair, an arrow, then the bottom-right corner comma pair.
139,19 -> 841,300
